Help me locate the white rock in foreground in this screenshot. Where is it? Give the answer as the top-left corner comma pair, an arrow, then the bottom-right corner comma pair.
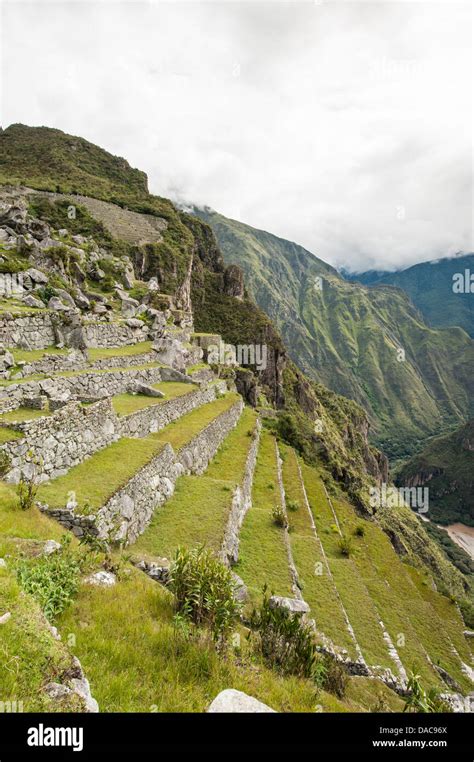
207,689 -> 276,713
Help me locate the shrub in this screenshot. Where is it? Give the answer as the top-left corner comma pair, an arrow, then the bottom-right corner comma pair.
354,523 -> 366,537
16,536 -> 83,620
320,655 -> 348,698
286,499 -> 300,513
249,588 -> 318,679
403,672 -> 451,713
168,546 -> 241,648
338,533 -> 353,557
271,503 -> 288,529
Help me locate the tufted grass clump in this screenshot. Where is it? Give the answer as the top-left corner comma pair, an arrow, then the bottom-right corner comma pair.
168,546 -> 241,649
286,499 -> 300,513
338,533 -> 353,557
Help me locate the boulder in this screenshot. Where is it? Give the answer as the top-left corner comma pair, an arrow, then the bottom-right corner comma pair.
43,540 -> 62,556
231,572 -> 248,603
44,683 -> 73,701
128,382 -> 164,398
0,612 -> 12,625
121,299 -> 138,318
22,294 -> 44,309
126,318 -> 145,329
0,350 -> 15,370
207,689 -> 276,713
24,267 -> 48,285
55,288 -> 76,308
268,596 -> 310,615
48,296 -> 70,312
83,571 -> 117,587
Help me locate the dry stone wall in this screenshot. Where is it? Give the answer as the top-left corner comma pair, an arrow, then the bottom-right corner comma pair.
0,366 -> 165,411
1,384 -> 222,482
82,321 -> 149,348
40,398 -> 244,545
0,312 -> 56,349
220,418 -> 261,565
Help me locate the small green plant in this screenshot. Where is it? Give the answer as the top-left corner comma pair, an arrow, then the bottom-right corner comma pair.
17,463 -> 41,511
354,523 -> 365,537
16,536 -> 84,620
338,533 -> 353,557
271,503 -> 288,529
0,451 -> 12,478
249,588 -> 318,679
168,546 -> 241,649
286,499 -> 300,513
403,672 -> 451,713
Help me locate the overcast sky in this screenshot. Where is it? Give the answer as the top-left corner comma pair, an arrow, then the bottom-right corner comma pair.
1,0 -> 472,271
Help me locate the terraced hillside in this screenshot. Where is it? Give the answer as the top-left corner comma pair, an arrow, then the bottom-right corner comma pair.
0,125 -> 472,715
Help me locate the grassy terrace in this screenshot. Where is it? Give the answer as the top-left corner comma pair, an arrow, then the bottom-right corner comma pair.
0,362 -> 163,387
132,408 -> 256,559
279,445 -> 357,657
0,406 -> 51,424
87,341 -> 153,361
331,495 -> 471,691
0,427 -> 22,443
112,381 -> 194,416
234,431 -> 293,603
10,346 -> 68,363
301,464 -> 395,671
0,478 -> 402,714
37,394 -> 239,512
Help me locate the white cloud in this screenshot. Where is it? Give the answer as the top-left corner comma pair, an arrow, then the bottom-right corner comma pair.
1,0 -> 472,271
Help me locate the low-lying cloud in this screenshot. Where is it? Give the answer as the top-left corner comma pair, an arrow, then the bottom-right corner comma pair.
1,0 -> 472,272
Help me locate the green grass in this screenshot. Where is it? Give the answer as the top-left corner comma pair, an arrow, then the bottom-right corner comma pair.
37,438 -> 166,511
87,341 -> 153,361
234,431 -> 293,603
56,565 -> 351,713
327,491 -> 466,689
186,363 -> 209,374
0,427 -> 22,443
301,464 -> 399,671
10,346 -> 68,363
131,408 -> 257,560
0,407 -> 50,424
0,567 -> 83,712
150,393 -> 240,452
112,382 -> 194,416
0,481 -> 66,542
37,395 -> 239,511
279,446 -> 357,657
